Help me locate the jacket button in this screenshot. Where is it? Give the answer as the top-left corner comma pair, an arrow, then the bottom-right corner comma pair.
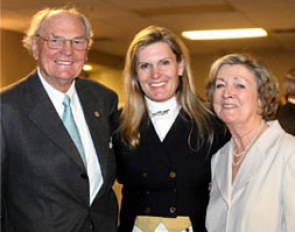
169,206 -> 176,214
94,111 -> 100,118
169,171 -> 176,179
90,221 -> 94,230
144,207 -> 151,214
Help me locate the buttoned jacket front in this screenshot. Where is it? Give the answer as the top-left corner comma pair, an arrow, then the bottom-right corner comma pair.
114,113 -> 228,232
206,121 -> 295,232
1,71 -> 119,232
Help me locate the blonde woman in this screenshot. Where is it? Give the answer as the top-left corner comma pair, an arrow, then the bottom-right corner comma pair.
113,26 -> 229,232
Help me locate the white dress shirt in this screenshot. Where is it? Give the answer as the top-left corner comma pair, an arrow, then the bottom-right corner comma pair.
38,69 -> 103,205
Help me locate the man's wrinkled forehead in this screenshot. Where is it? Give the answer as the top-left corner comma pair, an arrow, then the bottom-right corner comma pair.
39,11 -> 85,35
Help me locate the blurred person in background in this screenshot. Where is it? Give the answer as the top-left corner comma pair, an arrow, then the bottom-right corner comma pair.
276,66 -> 295,135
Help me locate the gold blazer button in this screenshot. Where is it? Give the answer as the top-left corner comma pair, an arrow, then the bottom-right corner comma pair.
169,171 -> 176,179
169,206 -> 176,214
144,207 -> 151,214
94,111 -> 100,118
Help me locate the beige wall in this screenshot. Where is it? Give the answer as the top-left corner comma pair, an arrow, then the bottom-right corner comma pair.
1,28 -> 294,210
189,51 -> 295,98
1,29 -> 36,87
0,29 -> 124,94
85,50 -> 295,105
1,29 -> 295,101
88,65 -> 124,107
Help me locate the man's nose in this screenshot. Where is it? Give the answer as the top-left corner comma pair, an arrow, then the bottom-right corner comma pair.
61,40 -> 74,55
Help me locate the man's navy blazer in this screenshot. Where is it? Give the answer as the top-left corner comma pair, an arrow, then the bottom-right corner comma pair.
1,71 -> 119,232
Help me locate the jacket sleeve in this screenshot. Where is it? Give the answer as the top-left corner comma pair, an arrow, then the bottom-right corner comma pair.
282,146 -> 295,231
1,112 -> 10,232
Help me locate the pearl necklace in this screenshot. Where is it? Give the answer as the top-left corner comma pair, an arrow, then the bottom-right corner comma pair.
232,121 -> 266,167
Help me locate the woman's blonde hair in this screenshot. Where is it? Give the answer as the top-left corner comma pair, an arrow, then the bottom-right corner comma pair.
119,25 -> 214,149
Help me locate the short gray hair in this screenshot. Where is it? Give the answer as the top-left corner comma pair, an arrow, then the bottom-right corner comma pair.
206,53 -> 279,120
22,7 -> 93,54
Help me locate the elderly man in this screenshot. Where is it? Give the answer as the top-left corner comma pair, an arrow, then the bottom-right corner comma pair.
1,7 -> 118,232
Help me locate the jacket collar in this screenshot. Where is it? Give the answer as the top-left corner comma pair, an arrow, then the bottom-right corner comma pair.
214,121 -> 283,204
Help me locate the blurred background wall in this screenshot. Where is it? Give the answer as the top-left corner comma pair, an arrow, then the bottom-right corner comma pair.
1,28 -> 295,106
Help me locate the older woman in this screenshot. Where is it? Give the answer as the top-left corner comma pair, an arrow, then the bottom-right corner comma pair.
113,26 -> 229,232
205,54 -> 295,232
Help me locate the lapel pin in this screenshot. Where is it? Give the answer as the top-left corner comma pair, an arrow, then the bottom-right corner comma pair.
94,111 -> 100,118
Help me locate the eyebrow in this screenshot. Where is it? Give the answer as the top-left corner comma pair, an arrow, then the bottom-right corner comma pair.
49,34 -> 87,39
137,56 -> 174,63
215,77 -> 226,81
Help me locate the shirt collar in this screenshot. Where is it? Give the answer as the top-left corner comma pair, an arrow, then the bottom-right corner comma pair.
37,68 -> 77,115
145,96 -> 180,117
37,68 -> 76,99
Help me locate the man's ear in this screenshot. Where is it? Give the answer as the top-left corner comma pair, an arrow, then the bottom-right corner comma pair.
31,37 -> 39,60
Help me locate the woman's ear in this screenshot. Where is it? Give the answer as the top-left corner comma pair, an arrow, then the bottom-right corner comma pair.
257,98 -> 264,114
258,98 -> 263,107
178,58 -> 185,76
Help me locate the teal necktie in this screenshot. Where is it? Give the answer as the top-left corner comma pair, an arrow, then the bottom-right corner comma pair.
62,95 -> 86,166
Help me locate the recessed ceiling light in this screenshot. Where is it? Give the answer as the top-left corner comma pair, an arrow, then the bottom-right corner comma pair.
182,28 -> 268,40
83,64 -> 93,71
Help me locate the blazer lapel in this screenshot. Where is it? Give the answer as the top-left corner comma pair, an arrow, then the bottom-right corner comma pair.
75,81 -> 108,179
232,126 -> 275,194
214,143 -> 232,206
213,141 -> 262,206
26,73 -> 85,169
215,123 -> 282,205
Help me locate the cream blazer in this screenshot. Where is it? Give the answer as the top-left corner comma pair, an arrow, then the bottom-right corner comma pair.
206,120 -> 295,232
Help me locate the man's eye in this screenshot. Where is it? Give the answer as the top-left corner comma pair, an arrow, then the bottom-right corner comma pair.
73,40 -> 83,45
50,38 -> 61,43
